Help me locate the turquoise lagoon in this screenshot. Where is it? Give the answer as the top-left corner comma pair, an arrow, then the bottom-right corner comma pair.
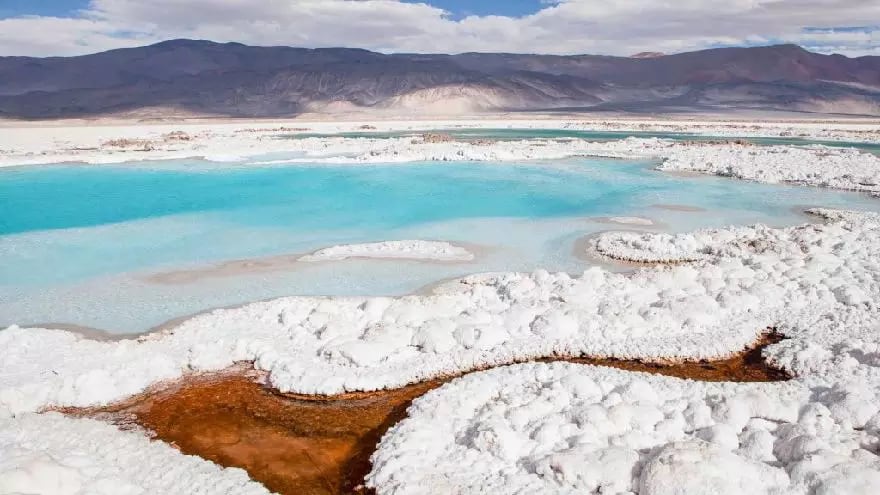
2,155 -> 879,333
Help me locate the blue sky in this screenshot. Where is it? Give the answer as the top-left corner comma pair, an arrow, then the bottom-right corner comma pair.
0,0 -> 877,57
402,0 -> 546,19
2,0 -> 548,19
0,0 -> 88,17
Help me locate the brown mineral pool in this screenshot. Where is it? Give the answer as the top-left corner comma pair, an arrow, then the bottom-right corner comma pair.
67,332 -> 789,495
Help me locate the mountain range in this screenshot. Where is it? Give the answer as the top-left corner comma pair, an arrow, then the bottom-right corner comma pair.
1,40 -> 879,118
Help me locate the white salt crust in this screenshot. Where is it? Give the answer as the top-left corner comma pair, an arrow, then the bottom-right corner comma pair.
1,121 -> 878,198
368,362 -> 880,495
1,119 -> 878,167
298,240 -> 474,262
282,137 -> 880,196
3,208 -> 880,493
0,413 -> 270,495
364,208 -> 880,494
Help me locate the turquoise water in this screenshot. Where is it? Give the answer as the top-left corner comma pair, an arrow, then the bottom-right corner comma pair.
0,158 -> 689,236
285,128 -> 880,153
2,157 -> 879,332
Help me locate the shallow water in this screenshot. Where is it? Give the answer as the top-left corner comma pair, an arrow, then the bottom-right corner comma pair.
284,128 -> 880,153
2,157 -> 878,332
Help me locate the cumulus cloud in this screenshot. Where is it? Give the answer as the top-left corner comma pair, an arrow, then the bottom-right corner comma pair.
0,0 -> 878,57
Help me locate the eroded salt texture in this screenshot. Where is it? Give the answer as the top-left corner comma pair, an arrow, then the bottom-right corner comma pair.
298,240 -> 474,262
589,223 -> 782,263
3,209 -> 880,493
0,413 -> 270,495
657,144 -> 880,194
368,362 -> 880,495
364,209 -> 880,494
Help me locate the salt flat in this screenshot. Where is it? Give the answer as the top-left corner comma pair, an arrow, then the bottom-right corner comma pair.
1,119 -> 880,494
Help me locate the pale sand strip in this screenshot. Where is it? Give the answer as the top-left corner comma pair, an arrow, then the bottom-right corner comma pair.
142,241 -> 482,286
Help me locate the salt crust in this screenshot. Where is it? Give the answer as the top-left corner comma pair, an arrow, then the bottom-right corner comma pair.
367,209 -> 880,494
298,240 -> 474,262
0,413 -> 269,495
283,137 -> 880,196
1,119 -> 879,167
2,120 -> 878,195
3,208 -> 880,493
368,362 -> 880,494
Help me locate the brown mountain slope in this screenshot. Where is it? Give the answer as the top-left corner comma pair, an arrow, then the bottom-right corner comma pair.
0,40 -> 877,118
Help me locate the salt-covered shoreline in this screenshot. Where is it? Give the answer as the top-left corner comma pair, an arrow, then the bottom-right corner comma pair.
298,240 -> 475,262
286,137 -> 880,195
3,207 -> 880,492
2,119 -> 879,196
1,117 -> 878,166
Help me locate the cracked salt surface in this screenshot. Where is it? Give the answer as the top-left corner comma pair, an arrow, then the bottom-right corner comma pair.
2,207 -> 880,493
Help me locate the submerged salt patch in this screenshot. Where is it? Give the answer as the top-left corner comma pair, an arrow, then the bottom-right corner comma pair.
298,240 -> 475,262
607,216 -> 655,226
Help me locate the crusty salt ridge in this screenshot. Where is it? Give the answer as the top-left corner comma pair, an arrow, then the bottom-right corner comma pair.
298,240 -> 474,262
588,224 -> 779,263
657,144 -> 880,193
0,413 -> 270,495
367,362 -> 880,495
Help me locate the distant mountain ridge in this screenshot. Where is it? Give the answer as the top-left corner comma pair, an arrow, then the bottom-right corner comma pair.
0,40 -> 878,118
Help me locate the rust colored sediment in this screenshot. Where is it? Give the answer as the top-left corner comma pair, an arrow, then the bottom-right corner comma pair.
564,332 -> 790,382
68,332 -> 788,495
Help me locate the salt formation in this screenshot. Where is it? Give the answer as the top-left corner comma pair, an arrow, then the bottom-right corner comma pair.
367,209 -> 880,494
0,413 -> 270,495
298,240 -> 474,262
286,137 -> 880,195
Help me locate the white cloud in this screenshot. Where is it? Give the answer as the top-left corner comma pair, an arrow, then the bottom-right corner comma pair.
0,0 -> 878,57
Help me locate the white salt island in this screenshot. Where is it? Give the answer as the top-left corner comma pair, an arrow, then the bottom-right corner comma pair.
298,240 -> 475,262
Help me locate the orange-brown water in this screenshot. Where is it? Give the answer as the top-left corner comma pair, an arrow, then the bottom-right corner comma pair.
68,333 -> 788,495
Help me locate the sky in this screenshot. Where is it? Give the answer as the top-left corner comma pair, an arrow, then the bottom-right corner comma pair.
0,0 -> 877,57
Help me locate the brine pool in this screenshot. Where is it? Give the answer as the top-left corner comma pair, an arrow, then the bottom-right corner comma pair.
2,155 -> 879,333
